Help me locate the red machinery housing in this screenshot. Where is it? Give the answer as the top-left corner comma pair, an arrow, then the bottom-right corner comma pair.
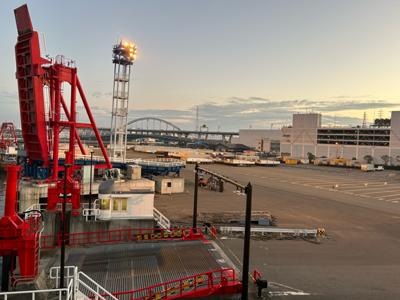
14,5 -> 111,213
0,165 -> 40,289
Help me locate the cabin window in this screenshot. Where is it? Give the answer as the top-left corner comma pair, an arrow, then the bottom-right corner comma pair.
100,198 -> 110,210
112,198 -> 128,211
121,199 -> 127,211
113,199 -> 119,211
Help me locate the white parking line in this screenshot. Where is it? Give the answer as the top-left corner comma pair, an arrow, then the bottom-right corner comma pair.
375,193 -> 400,199
356,188 -> 400,195
341,185 -> 394,192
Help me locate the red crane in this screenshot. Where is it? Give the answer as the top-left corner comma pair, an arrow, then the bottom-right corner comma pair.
14,4 -> 112,214
0,122 -> 18,150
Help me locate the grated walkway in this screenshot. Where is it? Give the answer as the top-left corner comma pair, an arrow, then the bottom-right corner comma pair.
66,240 -> 227,299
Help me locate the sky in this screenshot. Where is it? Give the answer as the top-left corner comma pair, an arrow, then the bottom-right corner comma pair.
2,0 -> 400,130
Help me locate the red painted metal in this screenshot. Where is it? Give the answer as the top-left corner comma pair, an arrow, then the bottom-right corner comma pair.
253,269 -> 262,283
0,122 -> 18,150
106,268 -> 241,300
41,227 -> 205,249
14,4 -> 112,212
0,165 -> 40,279
14,5 -> 49,166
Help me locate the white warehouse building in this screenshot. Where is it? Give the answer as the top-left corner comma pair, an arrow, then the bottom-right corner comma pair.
236,111 -> 400,165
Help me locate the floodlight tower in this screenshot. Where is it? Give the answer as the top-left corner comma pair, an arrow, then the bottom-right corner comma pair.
110,41 -> 137,161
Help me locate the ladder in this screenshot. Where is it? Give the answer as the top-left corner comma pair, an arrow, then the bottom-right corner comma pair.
153,207 -> 171,229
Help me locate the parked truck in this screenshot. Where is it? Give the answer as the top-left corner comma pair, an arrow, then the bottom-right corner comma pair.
361,164 -> 375,172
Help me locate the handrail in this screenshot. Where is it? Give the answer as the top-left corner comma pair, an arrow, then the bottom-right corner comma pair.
109,268 -> 237,300
41,227 -> 204,249
49,265 -> 117,300
0,286 -> 72,300
153,207 -> 171,229
78,271 -> 118,300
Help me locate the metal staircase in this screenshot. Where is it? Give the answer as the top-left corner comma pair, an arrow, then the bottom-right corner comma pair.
50,266 -> 118,300
153,207 -> 171,229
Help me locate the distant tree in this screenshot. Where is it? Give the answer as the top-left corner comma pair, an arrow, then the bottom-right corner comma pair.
307,152 -> 315,162
395,155 -> 400,166
381,155 -> 390,166
363,155 -> 373,164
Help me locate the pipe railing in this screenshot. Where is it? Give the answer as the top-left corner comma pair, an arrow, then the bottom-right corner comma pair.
41,227 -> 204,249
108,268 -> 238,300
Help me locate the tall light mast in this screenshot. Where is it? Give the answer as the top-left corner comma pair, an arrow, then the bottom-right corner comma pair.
110,40 -> 137,161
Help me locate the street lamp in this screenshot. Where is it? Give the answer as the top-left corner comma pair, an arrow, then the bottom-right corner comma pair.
193,164 -> 253,300
88,150 -> 94,220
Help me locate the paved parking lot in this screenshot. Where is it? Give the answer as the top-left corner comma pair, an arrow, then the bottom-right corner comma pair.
246,165 -> 400,200
155,163 -> 400,299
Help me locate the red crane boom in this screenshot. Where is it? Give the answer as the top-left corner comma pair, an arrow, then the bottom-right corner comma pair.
14,4 -> 112,213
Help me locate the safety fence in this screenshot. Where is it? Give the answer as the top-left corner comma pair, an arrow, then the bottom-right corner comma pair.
105,268 -> 241,300
41,227 -> 204,249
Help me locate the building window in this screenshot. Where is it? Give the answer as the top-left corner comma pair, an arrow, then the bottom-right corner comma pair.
113,199 -> 119,211
121,199 -> 127,211
167,182 -> 172,188
112,198 -> 128,211
100,198 -> 110,210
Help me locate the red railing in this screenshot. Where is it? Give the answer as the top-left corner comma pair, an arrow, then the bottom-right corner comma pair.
103,268 -> 241,300
41,227 -> 204,249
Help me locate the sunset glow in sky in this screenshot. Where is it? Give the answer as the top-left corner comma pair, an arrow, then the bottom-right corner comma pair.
1,0 -> 400,130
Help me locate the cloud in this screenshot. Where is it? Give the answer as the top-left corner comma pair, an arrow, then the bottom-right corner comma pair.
124,97 -> 400,131
1,90 -> 398,131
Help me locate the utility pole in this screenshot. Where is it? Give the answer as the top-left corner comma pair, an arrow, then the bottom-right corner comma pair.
88,150 -> 94,220
242,182 -> 252,300
195,105 -> 199,132
192,164 -> 199,229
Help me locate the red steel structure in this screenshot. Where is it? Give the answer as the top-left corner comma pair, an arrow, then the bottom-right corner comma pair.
40,227 -> 205,249
0,122 -> 18,150
109,268 -> 241,300
14,4 -> 111,212
0,165 -> 41,290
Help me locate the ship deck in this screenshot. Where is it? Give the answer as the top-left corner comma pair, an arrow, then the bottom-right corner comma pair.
66,240 -> 235,298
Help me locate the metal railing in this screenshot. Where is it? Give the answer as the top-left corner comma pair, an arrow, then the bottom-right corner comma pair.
41,227 -> 204,249
0,279 -> 74,300
220,226 -> 319,238
50,266 -> 117,300
77,271 -> 118,300
109,268 -> 239,300
153,207 -> 171,229
82,200 -> 100,221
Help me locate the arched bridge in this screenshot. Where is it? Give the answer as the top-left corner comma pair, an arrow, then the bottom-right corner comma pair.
128,117 -> 182,131
78,117 -> 238,144
126,117 -> 237,143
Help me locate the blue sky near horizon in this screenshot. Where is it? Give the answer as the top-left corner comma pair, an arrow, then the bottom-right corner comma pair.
1,0 -> 400,130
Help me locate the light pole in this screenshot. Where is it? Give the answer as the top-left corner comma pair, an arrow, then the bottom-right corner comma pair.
88,150 -> 94,219
194,166 -> 253,300
60,163 -> 71,289
242,182 -> 252,300
192,163 -> 199,229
